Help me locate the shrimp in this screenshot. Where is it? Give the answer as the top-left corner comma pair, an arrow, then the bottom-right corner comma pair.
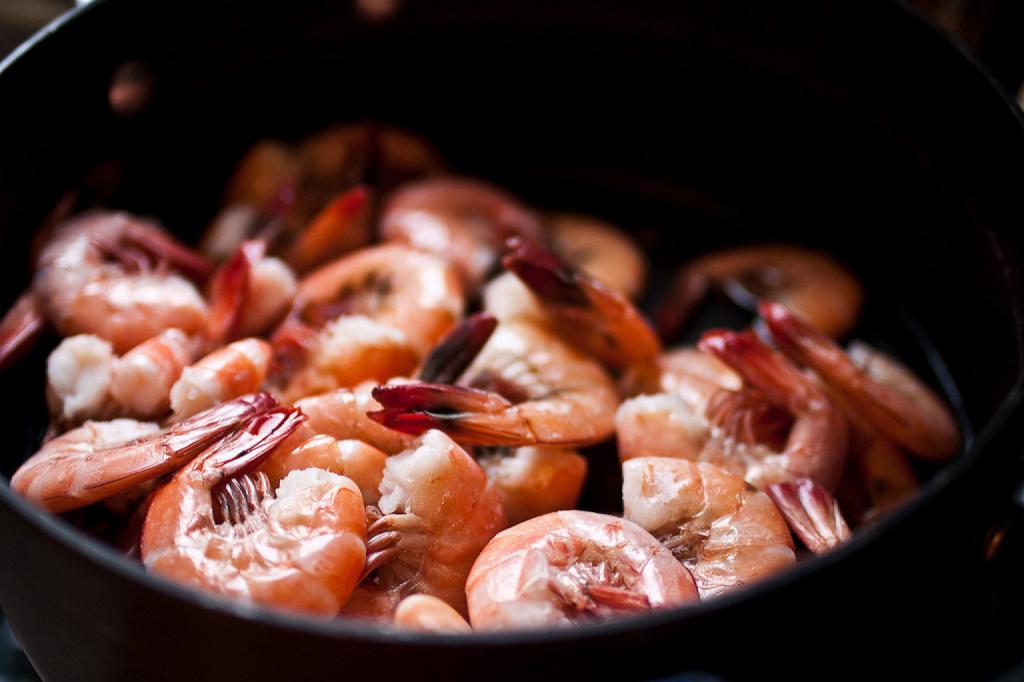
261,433 -> 388,507
503,238 -> 661,368
620,346 -> 741,398
0,292 -> 46,371
846,424 -> 918,523
141,409 -> 369,616
110,329 -> 198,418
547,213 -> 647,300
393,594 -> 471,633
274,244 -> 463,401
697,328 -> 849,492
766,479 -> 852,555
350,430 -> 506,617
622,458 -> 795,598
290,381 -> 413,455
380,177 -> 545,291
32,210 -> 213,353
283,186 -> 372,275
760,300 -> 960,461
170,338 -> 272,420
475,446 -> 587,526
369,320 -> 620,447
465,510 -> 698,630
657,244 -> 862,341
46,330 -> 198,424
207,240 -> 297,343
11,392 -> 278,512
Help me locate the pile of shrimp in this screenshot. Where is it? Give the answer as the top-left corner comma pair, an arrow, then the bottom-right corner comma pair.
0,121 -> 962,632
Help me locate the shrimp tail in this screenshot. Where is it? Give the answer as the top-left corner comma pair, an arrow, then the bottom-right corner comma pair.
122,222 -> 215,282
759,300 -> 959,461
207,240 -> 263,343
698,328 -> 820,412
502,237 -> 590,307
202,406 -> 305,479
768,478 -> 851,555
285,185 -> 372,273
0,292 -> 47,371
417,312 -> 497,384
369,383 -> 533,445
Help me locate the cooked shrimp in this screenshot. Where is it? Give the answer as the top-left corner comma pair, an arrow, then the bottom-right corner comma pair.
274,244 -> 463,400
283,186 -> 372,274
370,320 -> 620,447
0,292 -> 46,371
350,430 -> 506,617
141,409 -> 369,616
466,510 -> 698,630
261,433 -> 388,506
767,478 -> 852,555
33,210 -> 212,353
698,328 -> 848,491
207,241 -> 297,342
475,446 -> 587,526
46,335 -> 117,425
11,392 -> 278,512
394,594 -> 471,633
760,300 -> 960,460
548,213 -> 647,300
503,238 -> 660,368
657,244 -> 862,340
110,329 -> 198,418
380,177 -> 545,291
46,330 -> 197,424
622,458 -> 795,598
170,338 -> 272,419
843,423 -> 918,524
620,346 -> 741,398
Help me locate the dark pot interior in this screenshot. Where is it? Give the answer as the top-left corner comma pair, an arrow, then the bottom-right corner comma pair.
0,0 -> 1023,679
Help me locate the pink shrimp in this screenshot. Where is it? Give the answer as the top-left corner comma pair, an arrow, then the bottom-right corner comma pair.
622,457 -> 795,598
369,320 -> 620,447
349,430 -> 507,617
260,433 -> 388,507
760,300 -> 960,461
547,212 -> 648,300
170,338 -> 272,420
207,240 -> 297,343
393,594 -> 471,633
32,210 -> 213,353
380,176 -> 546,291
273,244 -> 463,401
657,244 -> 862,340
465,510 -> 698,630
11,393 -> 278,512
475,446 -> 588,526
502,237 -> 661,369
141,408 -> 370,616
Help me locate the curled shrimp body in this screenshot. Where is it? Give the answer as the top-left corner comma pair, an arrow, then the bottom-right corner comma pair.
141,409 -> 369,616
289,382 -> 413,455
394,594 -> 471,633
466,510 -> 698,630
352,430 -> 507,616
476,446 -> 588,526
548,213 -> 647,300
761,301 -> 960,461
47,330 -> 198,424
170,338 -> 272,420
33,211 -> 212,353
370,320 -> 620,447
380,177 -> 545,291
658,245 -> 862,340
12,393 -> 278,512
622,458 -> 795,598
275,244 -> 463,400
261,433 -> 388,507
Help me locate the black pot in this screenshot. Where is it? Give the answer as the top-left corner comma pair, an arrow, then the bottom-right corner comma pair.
1,1 -> 1022,679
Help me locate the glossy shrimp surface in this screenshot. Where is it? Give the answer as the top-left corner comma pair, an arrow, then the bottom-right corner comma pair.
352,430 -> 506,617
370,320 -> 620,447
142,409 -> 368,616
466,510 -> 698,630
393,594 -> 471,633
380,176 -> 545,291
12,393 -> 278,512
275,244 -> 463,400
622,458 -> 795,598
33,211 -> 212,352
170,338 -> 272,419
476,446 -> 588,526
